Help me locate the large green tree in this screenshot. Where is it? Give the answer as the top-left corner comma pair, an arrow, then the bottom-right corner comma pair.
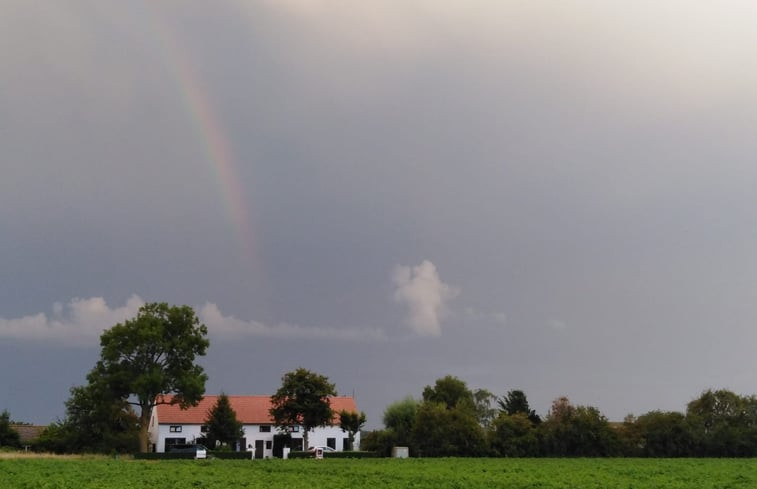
422,375 -> 474,410
414,376 -> 486,456
539,397 -> 619,456
269,368 -> 337,450
95,302 -> 209,452
489,412 -> 538,457
205,393 -> 244,449
383,397 -> 418,447
686,389 -> 757,456
413,401 -> 487,456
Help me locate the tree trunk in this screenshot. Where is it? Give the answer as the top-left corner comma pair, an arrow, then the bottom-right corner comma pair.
138,408 -> 151,453
303,429 -> 309,451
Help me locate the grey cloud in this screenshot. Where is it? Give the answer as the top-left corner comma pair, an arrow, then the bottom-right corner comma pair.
0,295 -> 144,346
5,0 -> 757,426
199,302 -> 385,342
0,296 -> 386,346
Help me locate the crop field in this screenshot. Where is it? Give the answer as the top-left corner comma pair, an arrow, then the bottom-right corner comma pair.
2,456 -> 757,489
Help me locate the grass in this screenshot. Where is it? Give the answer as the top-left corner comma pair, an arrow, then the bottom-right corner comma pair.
2,456 -> 757,488
0,452 -> 108,460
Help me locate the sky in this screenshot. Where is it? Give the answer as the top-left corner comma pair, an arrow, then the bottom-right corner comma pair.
3,0 -> 757,428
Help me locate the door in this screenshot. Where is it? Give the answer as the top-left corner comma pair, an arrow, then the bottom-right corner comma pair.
164,438 -> 186,452
255,439 -> 265,459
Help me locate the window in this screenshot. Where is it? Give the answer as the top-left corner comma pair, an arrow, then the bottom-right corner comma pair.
265,440 -> 272,450
200,425 -> 208,433
169,426 -> 182,433
259,425 -> 271,432
326,437 -> 336,450
292,426 -> 299,432
343,438 -> 351,451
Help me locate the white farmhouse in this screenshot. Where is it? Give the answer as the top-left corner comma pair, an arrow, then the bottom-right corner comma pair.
148,395 -> 360,457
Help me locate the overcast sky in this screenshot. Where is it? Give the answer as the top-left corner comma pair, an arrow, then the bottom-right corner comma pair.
4,0 -> 757,428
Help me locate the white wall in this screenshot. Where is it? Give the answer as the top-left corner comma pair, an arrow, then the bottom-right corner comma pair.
305,424 -> 361,451
153,423 -> 204,453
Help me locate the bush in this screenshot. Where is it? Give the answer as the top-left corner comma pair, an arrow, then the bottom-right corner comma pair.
360,429 -> 398,457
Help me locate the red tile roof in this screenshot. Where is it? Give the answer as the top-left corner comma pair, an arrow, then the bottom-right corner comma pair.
155,395 -> 358,425
11,425 -> 46,444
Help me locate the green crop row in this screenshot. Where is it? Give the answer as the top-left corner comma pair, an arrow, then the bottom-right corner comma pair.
3,457 -> 757,489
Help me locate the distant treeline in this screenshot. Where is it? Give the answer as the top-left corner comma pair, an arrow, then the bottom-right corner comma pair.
362,376 -> 757,457
5,374 -> 757,457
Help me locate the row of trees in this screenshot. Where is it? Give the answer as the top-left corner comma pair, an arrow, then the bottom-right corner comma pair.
363,375 -> 757,458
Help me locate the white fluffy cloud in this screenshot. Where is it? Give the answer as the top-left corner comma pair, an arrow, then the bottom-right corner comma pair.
392,260 -> 459,336
198,302 -> 384,341
0,295 -> 384,345
0,295 -> 145,346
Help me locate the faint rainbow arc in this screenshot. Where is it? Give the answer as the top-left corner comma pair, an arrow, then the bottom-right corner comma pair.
150,14 -> 261,273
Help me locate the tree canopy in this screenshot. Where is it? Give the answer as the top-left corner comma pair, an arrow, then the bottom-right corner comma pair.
37,379 -> 139,454
540,397 -> 619,456
498,389 -> 541,424
489,412 -> 538,457
422,375 -> 474,410
95,302 -> 209,452
413,399 -> 487,457
383,397 -> 418,445
0,410 -> 20,448
205,393 -> 244,449
339,410 -> 366,451
269,368 -> 337,450
415,376 -> 486,456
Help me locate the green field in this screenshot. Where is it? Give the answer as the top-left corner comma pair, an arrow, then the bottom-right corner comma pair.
2,456 -> 757,489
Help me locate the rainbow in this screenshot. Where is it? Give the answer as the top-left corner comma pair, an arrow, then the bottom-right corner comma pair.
144,4 -> 262,276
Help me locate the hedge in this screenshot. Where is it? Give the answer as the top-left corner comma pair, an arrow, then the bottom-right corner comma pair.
209,451 -> 254,460
134,450 -> 379,460
288,451 -> 379,459
133,452 -> 196,460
